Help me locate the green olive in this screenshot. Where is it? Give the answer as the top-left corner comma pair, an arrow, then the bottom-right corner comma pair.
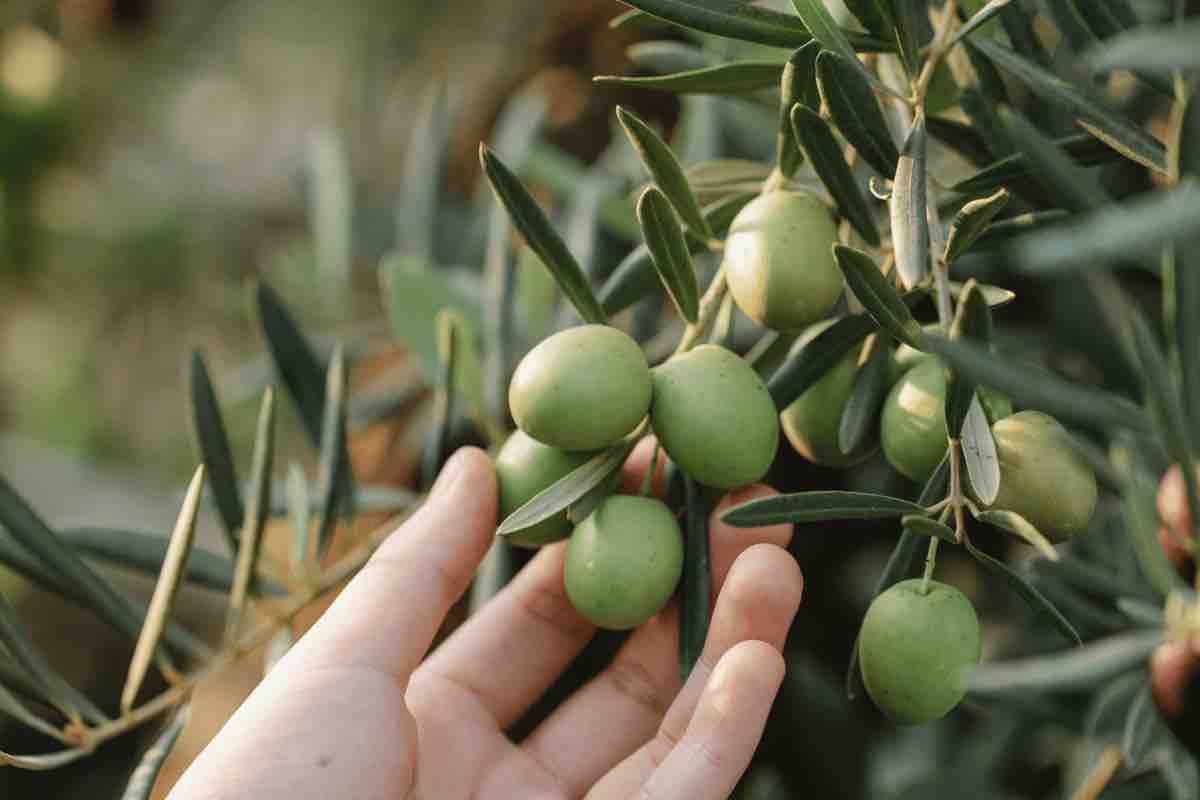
494,430 -> 596,548
988,410 -> 1097,542
888,348 -> 1014,425
858,578 -> 981,724
881,358 -> 948,482
650,344 -> 779,489
564,495 -> 684,630
724,191 -> 843,331
780,320 -> 874,466
509,324 -> 652,451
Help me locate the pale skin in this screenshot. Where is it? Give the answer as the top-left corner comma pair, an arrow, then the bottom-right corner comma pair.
169,440 -> 803,800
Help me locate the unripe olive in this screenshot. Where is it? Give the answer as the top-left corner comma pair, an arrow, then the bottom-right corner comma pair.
858,579 -> 981,724
509,324 -> 652,451
780,320 -> 874,466
889,349 -> 1014,424
564,495 -> 683,630
881,358 -> 948,482
650,344 -> 779,489
494,430 -> 596,548
724,191 -> 842,331
988,410 -> 1097,542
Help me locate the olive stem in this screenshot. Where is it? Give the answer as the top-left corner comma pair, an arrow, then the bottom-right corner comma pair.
920,536 -> 940,594
1070,746 -> 1123,800
911,0 -> 960,107
675,265 -> 728,355
641,442 -> 661,497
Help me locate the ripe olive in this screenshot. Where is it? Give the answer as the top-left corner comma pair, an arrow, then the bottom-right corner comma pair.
650,344 -> 779,489
988,410 -> 1097,542
509,324 -> 652,451
494,430 -> 596,548
858,579 -> 981,724
724,191 -> 843,331
881,358 -> 948,482
780,321 -> 874,466
564,495 -> 684,630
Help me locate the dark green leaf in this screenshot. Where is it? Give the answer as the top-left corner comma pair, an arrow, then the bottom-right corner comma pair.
595,61 -> 783,94
255,282 -> 326,443
926,115 -> 994,167
944,280 -> 1016,307
926,335 -> 1146,433
777,42 -> 821,177
225,388 -> 275,644
188,352 -> 242,553
565,468 -> 621,526
479,144 -> 607,324
1121,686 -> 1157,769
945,282 -> 992,438
723,491 -> 926,526
834,245 -> 926,349
315,345 -> 349,557
977,509 -> 1058,561
901,514 -> 957,543
891,0 -> 931,74
768,313 -> 876,409
0,681 -> 61,740
945,0 -> 1013,50
1113,436 -> 1187,598
789,105 -> 881,246
1182,88 -> 1200,179
948,133 -> 1117,196
944,189 -> 1010,263
625,41 -> 715,74
0,591 -> 87,723
617,106 -> 712,240
1089,20 -> 1200,73
969,630 -> 1163,694
964,537 -> 1081,644
816,51 -> 900,178
790,0 -> 890,94
1041,0 -> 1097,53
1115,597 -> 1163,627
680,476 -> 712,681
843,0 -> 892,40
974,39 -> 1166,174
120,705 -> 190,800
1177,244 -> 1200,448
637,187 -> 700,322
396,82 -> 447,262
838,336 -> 891,455
970,210 -> 1069,250
890,116 -> 929,290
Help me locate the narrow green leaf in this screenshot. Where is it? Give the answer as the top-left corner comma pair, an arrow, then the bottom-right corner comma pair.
777,42 -> 821,177
120,705 -> 190,800
121,465 -> 204,714
1115,597 -> 1163,627
595,60 -> 783,94
680,476 -> 712,681
1113,436 -> 1186,597
790,0 -> 891,95
789,105 -> 880,246
901,514 -> 957,543
723,491 -> 926,526
962,396 -> 1001,504
1089,20 -> 1200,74
945,282 -> 992,438
949,133 -> 1116,196
0,747 -> 89,770
944,280 -> 1015,307
843,0 -> 892,40
926,335 -> 1146,433
565,468 -> 620,526
1177,244 -> 1200,448
0,591 -> 83,723
637,187 -> 700,322
498,439 -> 638,537
969,630 -> 1163,694
286,462 -> 311,581
1120,686 -> 1157,769
1182,88 -> 1200,179
478,144 -> 606,324
834,245 -> 926,349
890,116 -> 929,290
0,681 -> 61,740
838,336 -> 891,456
315,344 -> 348,558
768,314 -> 876,410
188,352 -> 242,553
396,82 -> 448,262
626,41 -> 715,74
926,115 -> 994,166
816,51 -> 900,178
964,537 -> 1081,644
974,39 -> 1166,174
484,206 -> 518,428
944,189 -> 1010,263
616,106 -> 712,240
225,387 -> 275,645
945,0 -> 1013,50
970,210 -> 1069,250
1041,0 -> 1098,53
977,509 -> 1059,561
306,130 -> 353,287
892,0 -> 931,74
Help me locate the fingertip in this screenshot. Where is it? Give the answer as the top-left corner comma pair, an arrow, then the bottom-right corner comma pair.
706,640 -> 785,712
726,544 -> 804,614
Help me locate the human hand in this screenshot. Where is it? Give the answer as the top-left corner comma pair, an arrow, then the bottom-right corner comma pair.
168,442 -> 803,799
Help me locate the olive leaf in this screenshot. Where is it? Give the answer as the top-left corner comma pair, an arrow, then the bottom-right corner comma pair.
680,476 -> 712,681
961,396 -> 1001,505
789,0 -> 896,98
626,41 -> 716,74
479,144 -> 607,325
188,351 -> 243,553
944,189 -> 1010,264
723,491 -> 926,527
815,51 -> 900,178
1120,686 -> 1157,769
969,630 -> 1163,694
973,39 -> 1167,174
594,61 -> 783,94
0,682 -> 62,740
637,187 -> 700,322
120,705 -> 191,800
315,344 -> 349,556
120,466 -> 204,713
945,0 -> 1012,50
890,116 -> 929,290
949,133 -> 1115,196
833,245 -> 926,350
838,336 -> 891,456
1088,20 -> 1200,74
976,509 -> 1059,562
616,106 -> 712,240
286,462 -> 312,580
498,439 -> 638,537
964,536 -> 1081,645
565,467 -> 621,525
225,387 -> 275,645
901,514 -> 957,543
767,313 -> 876,410
0,591 -> 88,724
484,206 -> 517,429
396,81 -> 448,263
945,281 -> 992,439
1182,88 -> 1200,179
1115,597 -> 1163,627
0,747 -> 90,770
1113,435 -> 1187,598
841,0 -> 892,40
789,105 -> 881,246
943,280 -> 1015,308
776,42 -> 821,177
1177,242 -> 1200,448
970,211 -> 1069,250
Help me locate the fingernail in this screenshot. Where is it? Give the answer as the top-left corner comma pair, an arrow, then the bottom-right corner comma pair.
431,448 -> 467,498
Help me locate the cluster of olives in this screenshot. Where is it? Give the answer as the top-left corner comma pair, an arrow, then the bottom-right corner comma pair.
495,324 -> 777,630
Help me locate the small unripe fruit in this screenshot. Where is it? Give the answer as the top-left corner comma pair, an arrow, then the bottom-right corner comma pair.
494,431 -> 596,548
859,579 -> 981,724
881,358 -> 948,482
564,495 -> 683,630
509,324 -> 651,451
724,191 -> 842,331
780,321 -> 874,466
650,345 -> 778,489
988,410 -> 1097,542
